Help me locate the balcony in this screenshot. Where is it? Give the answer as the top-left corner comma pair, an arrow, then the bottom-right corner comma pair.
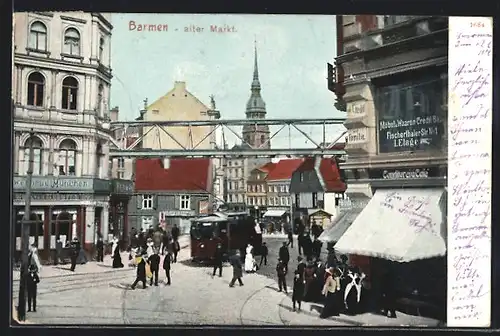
13,176 -> 111,194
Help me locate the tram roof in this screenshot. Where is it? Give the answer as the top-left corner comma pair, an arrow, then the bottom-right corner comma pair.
191,216 -> 228,223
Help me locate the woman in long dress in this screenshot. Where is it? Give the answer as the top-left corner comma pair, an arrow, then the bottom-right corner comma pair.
112,238 -> 124,268
343,267 -> 366,315
320,267 -> 341,318
244,244 -> 256,273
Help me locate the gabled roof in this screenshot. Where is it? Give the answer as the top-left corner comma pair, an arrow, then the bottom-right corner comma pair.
265,159 -> 303,181
293,157 -> 346,192
135,158 -> 211,192
259,162 -> 275,172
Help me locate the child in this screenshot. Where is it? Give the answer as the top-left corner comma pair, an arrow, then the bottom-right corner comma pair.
292,270 -> 305,312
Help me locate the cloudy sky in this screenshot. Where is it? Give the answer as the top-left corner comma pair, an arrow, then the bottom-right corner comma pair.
110,14 -> 345,148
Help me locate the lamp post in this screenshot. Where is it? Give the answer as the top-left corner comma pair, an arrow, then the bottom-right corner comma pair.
17,129 -> 35,322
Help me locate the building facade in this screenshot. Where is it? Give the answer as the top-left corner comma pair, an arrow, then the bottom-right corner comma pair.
11,12 -> 129,260
246,162 -> 274,218
264,159 -> 303,217
329,15 -> 448,312
130,158 -> 213,235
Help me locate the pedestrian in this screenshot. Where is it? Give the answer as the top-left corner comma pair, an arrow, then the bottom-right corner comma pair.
259,242 -> 268,267
381,269 -> 397,318
312,237 -> 323,260
147,248 -> 160,286
163,251 -> 172,285
27,264 -> 40,312
131,250 -> 148,289
138,230 -> 145,250
112,238 -> 124,268
320,267 -> 341,318
344,267 -> 366,315
287,228 -> 294,248
172,239 -> 180,263
171,224 -> 180,242
278,242 -> 290,273
70,237 -> 80,272
297,234 -> 304,256
229,251 -> 244,287
96,237 -> 104,262
162,231 -> 170,255
292,270 -> 305,312
212,243 -> 223,277
276,258 -> 288,293
54,239 -> 62,265
296,256 -> 306,279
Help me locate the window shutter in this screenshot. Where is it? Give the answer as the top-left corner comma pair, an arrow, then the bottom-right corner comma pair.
153,195 -> 158,209
136,195 -> 142,209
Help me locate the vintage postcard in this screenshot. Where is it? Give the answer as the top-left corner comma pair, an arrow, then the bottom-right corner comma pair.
11,13 -> 492,327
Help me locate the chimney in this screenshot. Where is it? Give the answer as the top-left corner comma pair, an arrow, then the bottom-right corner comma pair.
110,106 -> 119,121
163,158 -> 170,169
174,81 -> 186,91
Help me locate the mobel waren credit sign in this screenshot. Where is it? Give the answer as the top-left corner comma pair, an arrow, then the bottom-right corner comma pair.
378,115 -> 444,153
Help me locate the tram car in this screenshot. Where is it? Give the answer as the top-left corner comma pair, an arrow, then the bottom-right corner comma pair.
190,212 -> 262,263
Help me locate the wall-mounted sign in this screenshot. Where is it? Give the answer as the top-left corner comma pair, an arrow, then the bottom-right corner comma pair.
160,210 -> 196,217
368,166 -> 442,180
13,176 -> 110,193
347,128 -> 368,144
347,101 -> 366,116
13,193 -> 95,202
378,115 -> 444,153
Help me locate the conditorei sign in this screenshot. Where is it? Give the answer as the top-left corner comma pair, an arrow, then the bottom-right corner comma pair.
378,115 -> 444,153
368,166 -> 443,180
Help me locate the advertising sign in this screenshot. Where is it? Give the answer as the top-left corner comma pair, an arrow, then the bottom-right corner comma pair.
378,115 -> 444,153
367,166 -> 443,180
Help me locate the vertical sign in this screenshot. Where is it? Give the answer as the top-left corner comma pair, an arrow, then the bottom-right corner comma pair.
448,17 -> 492,327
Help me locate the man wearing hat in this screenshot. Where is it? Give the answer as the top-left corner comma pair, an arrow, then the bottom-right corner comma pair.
69,237 -> 80,272
148,248 -> 161,286
131,250 -> 148,289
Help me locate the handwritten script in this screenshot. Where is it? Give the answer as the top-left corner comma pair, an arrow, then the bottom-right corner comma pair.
447,17 -> 492,327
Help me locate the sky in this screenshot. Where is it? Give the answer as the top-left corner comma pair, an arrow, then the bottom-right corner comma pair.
109,14 -> 345,148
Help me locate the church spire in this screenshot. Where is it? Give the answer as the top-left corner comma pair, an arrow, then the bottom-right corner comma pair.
252,38 -> 261,90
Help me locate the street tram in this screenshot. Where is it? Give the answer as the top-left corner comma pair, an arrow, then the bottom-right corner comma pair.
190,212 -> 262,263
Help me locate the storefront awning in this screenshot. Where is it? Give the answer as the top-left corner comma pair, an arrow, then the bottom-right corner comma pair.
263,210 -> 286,217
307,208 -> 332,217
334,188 -> 446,263
318,209 -> 362,243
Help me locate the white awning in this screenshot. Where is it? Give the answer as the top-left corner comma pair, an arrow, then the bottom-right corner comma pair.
263,210 -> 286,217
334,188 -> 446,263
318,209 -> 362,243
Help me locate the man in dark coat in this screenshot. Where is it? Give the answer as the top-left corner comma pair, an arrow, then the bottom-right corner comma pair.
292,269 -> 305,312
172,239 -> 180,263
163,251 -> 172,285
54,239 -> 63,265
96,237 -> 104,262
171,224 -> 180,242
27,264 -> 40,312
212,243 -> 224,277
162,231 -> 170,255
296,256 -> 306,279
138,230 -> 146,250
259,242 -> 268,267
131,251 -> 147,289
287,229 -> 294,248
148,249 -> 161,286
229,251 -> 244,287
70,237 -> 80,272
278,242 -> 290,273
276,258 -> 288,293
312,238 -> 323,260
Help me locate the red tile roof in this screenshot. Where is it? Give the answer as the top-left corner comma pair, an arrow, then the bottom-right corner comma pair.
294,157 -> 346,192
265,159 -> 304,181
135,158 -> 211,192
258,162 -> 276,172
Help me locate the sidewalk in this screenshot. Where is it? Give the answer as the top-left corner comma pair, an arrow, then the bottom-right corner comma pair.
12,236 -> 191,281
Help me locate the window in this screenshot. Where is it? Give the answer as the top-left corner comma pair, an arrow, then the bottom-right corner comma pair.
275,197 -> 279,205
99,37 -> 105,60
62,76 -> 78,110
29,21 -> 47,51
180,195 -> 190,210
58,139 -> 77,175
295,194 -> 300,207
268,185 -> 272,192
22,136 -> 43,175
312,192 -> 318,208
142,195 -> 153,209
63,28 -> 80,55
280,197 -> 286,206
269,197 -> 274,206
299,173 -> 304,182
97,84 -> 104,114
117,157 -> 125,179
260,135 -> 265,145
141,216 -> 153,231
27,72 -> 45,107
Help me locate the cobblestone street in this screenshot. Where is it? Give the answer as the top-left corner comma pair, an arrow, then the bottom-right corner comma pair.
12,236 -> 440,326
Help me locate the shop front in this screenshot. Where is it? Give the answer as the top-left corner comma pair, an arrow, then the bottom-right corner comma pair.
159,209 -> 197,235
13,176 -> 111,263
110,179 -> 134,250
334,165 -> 447,319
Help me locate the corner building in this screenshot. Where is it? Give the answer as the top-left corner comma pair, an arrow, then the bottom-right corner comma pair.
11,12 -> 128,261
328,16 -> 448,318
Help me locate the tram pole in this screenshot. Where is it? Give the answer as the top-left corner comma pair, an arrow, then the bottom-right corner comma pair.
17,129 -> 34,322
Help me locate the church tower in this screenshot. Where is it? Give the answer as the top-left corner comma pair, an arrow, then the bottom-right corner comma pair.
242,40 -> 270,149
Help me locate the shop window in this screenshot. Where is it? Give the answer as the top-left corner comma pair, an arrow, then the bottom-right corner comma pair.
141,195 -> 154,209
29,21 -> 47,51
61,76 -> 78,110
180,195 -> 191,210
63,27 -> 80,55
55,211 -> 73,246
58,139 -> 77,175
27,72 -> 45,107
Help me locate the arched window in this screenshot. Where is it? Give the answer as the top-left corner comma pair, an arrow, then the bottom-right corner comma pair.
62,77 -> 78,110
27,72 -> 45,107
99,37 -> 105,60
97,84 -> 104,114
22,136 -> 43,175
260,135 -> 265,145
29,21 -> 47,51
58,139 -> 77,175
63,28 -> 80,55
